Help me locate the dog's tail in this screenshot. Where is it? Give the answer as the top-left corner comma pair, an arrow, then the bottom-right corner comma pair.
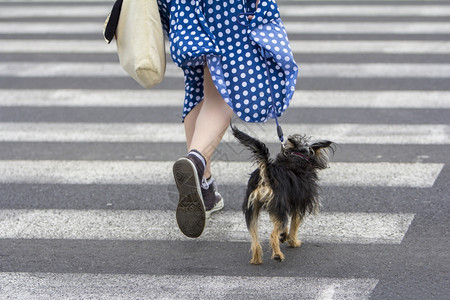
230,124 -> 271,168
232,124 -> 274,229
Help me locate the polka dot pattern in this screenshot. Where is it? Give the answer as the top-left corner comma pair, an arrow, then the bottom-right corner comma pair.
158,0 -> 298,123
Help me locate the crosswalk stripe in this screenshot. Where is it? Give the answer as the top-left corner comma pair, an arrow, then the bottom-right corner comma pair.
284,22 -> 450,34
0,6 -> 110,18
1,123 -> 448,145
1,22 -> 449,34
0,0 -> 105,1
0,0 -> 444,297
0,273 -> 379,299
0,209 -> 414,244
289,40 -> 450,54
299,63 -> 450,78
2,40 -> 449,54
1,90 -> 449,108
280,5 -> 450,17
2,62 -> 450,78
0,40 -> 116,53
0,160 -> 443,188
2,5 -> 450,18
0,22 -> 100,34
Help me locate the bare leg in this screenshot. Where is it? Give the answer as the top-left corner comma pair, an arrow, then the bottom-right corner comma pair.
184,65 -> 233,179
183,101 -> 202,149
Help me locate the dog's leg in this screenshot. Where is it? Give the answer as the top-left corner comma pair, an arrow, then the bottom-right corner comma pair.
279,217 -> 289,243
269,215 -> 285,262
249,219 -> 263,264
279,230 -> 287,243
248,204 -> 263,265
249,220 -> 263,264
287,212 -> 302,248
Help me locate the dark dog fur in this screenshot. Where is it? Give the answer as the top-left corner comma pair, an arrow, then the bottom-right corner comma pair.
231,125 -> 335,264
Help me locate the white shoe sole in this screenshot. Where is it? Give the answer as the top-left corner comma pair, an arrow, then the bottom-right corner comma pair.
205,198 -> 224,219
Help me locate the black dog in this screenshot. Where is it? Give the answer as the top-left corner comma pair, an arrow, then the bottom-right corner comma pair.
231,125 -> 335,264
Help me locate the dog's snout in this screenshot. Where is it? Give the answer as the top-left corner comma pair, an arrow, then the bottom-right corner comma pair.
298,147 -> 311,156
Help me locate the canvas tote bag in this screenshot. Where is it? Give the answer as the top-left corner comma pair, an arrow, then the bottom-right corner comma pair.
104,0 -> 166,88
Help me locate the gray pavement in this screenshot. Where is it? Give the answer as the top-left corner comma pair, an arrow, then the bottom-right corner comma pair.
0,0 -> 449,299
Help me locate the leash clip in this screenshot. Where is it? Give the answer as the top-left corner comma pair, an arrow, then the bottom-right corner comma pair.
281,138 -> 287,150
277,124 -> 284,143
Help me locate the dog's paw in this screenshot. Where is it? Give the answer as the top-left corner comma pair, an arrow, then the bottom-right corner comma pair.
250,257 -> 263,265
288,239 -> 302,248
272,252 -> 285,262
250,244 -> 263,265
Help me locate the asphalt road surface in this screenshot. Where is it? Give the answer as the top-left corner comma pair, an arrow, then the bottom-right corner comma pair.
0,0 -> 449,299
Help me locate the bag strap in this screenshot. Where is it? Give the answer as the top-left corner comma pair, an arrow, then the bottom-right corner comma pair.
103,0 -> 123,44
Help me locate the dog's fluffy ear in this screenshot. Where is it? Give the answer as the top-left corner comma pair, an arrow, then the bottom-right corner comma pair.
311,141 -> 335,157
285,137 -> 297,149
311,141 -> 335,168
311,141 -> 332,151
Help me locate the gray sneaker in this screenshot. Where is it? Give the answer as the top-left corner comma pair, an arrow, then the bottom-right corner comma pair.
202,177 -> 224,218
173,149 -> 206,238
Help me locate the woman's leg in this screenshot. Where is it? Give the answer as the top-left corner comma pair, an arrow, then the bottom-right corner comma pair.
174,65 -> 231,237
183,101 -> 202,149
184,66 -> 233,179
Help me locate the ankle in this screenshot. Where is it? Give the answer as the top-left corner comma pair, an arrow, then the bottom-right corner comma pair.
186,149 -> 206,179
204,173 -> 212,181
188,149 -> 206,167
203,176 -> 213,187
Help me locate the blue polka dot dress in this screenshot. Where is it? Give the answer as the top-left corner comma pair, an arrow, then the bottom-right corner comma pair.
157,0 -> 298,123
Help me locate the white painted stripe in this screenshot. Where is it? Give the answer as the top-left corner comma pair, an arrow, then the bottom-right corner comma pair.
0,62 -> 130,77
0,89 -> 185,107
279,5 -> 450,17
0,273 -> 379,299
317,284 -> 339,300
0,22 -> 101,34
0,6 -> 110,18
289,91 -> 450,109
2,62 -> 450,78
0,40 -> 116,53
0,0 -> 438,2
284,22 -> 450,34
0,0 -> 110,2
298,63 -> 450,78
0,209 -> 414,244
0,62 -> 184,78
2,40 -> 450,54
3,40 -> 450,54
0,160 -> 443,188
1,22 -> 450,34
289,41 -> 450,54
0,90 -> 449,109
2,5 -> 450,18
0,123 -> 448,145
